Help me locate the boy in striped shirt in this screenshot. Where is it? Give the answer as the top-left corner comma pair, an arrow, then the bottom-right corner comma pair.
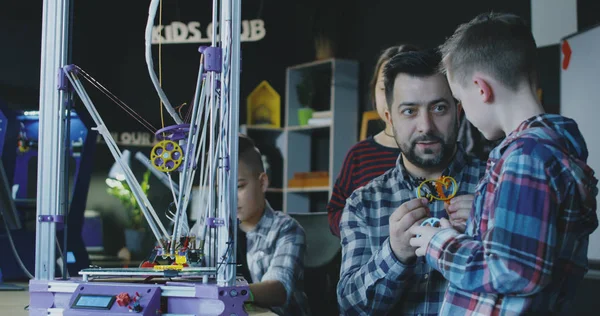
410,12 -> 599,315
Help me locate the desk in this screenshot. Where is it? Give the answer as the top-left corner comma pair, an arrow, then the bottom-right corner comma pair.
0,282 -> 277,316
0,283 -> 30,316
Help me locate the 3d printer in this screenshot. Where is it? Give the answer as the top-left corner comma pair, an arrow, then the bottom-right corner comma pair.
27,0 -> 254,315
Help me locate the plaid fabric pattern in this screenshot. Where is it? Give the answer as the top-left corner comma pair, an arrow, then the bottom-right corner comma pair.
246,202 -> 310,316
202,202 -> 309,316
327,137 -> 401,237
337,145 -> 486,315
425,114 -> 599,315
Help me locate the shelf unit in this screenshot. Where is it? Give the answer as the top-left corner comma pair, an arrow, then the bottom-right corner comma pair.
241,58 -> 359,214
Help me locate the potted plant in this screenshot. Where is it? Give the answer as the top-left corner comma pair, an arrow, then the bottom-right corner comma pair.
296,72 -> 315,125
309,1 -> 339,60
106,169 -> 151,255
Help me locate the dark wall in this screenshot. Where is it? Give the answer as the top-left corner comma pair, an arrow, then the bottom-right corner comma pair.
0,0 -> 319,255
0,0 -> 316,125
0,2 -> 43,108
86,0 -> 315,130
3,0 -> 600,123
2,0 -> 600,254
334,0 -> 531,114
579,0 -> 600,31
332,0 -> 600,116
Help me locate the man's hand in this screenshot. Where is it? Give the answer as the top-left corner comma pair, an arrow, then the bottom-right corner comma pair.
409,218 -> 452,256
446,194 -> 474,233
389,198 -> 429,264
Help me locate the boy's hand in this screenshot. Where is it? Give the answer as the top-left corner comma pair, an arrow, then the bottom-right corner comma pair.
409,218 -> 452,256
446,194 -> 474,233
389,198 -> 429,264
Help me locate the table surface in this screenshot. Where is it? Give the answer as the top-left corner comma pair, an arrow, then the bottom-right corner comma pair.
0,282 -> 276,316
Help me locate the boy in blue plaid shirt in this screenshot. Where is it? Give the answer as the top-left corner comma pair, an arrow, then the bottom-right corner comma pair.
410,12 -> 599,315
193,134 -> 309,316
235,134 -> 309,316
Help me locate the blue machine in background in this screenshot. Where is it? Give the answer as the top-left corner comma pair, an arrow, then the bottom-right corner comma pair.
12,111 -> 87,200
0,99 -> 97,280
0,109 -> 8,158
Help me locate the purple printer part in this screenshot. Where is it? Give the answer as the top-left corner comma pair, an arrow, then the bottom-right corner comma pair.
29,279 -> 75,316
58,65 -> 79,91
223,155 -> 230,171
29,279 -> 162,316
206,217 -> 225,227
63,64 -> 78,73
202,46 -> 222,73
166,279 -> 250,315
29,278 -> 252,315
58,68 -> 69,91
176,157 -> 198,173
155,124 -> 190,141
38,215 -> 64,223
69,283 -> 160,315
198,45 -> 242,72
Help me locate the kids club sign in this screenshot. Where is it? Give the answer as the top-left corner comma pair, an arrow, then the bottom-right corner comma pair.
152,19 -> 266,44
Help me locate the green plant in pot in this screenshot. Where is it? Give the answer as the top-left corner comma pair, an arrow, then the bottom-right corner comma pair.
296,72 -> 315,126
106,169 -> 151,256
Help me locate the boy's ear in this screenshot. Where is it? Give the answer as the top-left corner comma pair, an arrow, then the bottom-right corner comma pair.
473,76 -> 493,103
259,172 -> 269,193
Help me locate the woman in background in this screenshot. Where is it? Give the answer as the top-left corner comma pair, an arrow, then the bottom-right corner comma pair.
326,44 -> 418,237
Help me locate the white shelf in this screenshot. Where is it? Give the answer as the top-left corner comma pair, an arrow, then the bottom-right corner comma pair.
244,124 -> 329,132
286,186 -> 330,193
287,58 -> 334,70
286,124 -> 330,132
244,125 -> 284,132
281,58 -> 358,214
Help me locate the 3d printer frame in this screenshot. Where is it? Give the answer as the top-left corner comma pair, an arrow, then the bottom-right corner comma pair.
30,0 -> 249,315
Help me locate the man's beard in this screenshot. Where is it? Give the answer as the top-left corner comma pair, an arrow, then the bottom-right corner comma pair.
396,132 -> 456,169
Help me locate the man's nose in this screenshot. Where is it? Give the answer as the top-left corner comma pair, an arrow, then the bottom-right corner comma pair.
416,111 -> 434,133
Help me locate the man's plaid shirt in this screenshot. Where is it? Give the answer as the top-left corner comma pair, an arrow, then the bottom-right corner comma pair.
337,145 -> 486,315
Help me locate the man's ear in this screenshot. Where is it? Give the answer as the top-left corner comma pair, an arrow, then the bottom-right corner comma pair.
384,109 -> 393,126
456,101 -> 463,119
259,172 -> 269,193
473,76 -> 493,103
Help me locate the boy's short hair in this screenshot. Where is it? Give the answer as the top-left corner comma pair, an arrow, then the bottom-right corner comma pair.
238,133 -> 264,176
383,49 -> 443,108
438,12 -> 538,91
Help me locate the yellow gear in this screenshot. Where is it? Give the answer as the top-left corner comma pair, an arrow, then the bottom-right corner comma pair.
150,140 -> 183,172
